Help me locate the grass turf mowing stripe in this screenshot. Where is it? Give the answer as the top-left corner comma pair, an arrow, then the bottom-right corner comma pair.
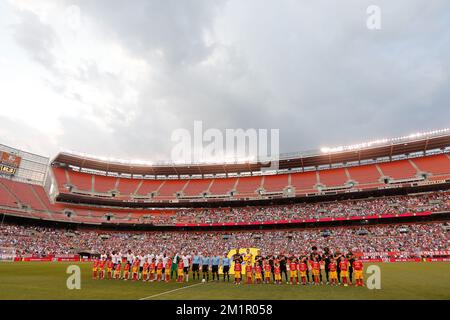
139,282 -> 205,300
1,262 -> 449,299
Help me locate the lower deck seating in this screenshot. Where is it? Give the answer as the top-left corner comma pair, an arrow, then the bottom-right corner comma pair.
0,182 -> 19,208
0,175 -> 448,226
0,179 -> 47,211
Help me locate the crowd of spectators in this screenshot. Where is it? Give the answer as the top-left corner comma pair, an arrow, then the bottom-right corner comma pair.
144,192 -> 449,225
1,222 -> 447,258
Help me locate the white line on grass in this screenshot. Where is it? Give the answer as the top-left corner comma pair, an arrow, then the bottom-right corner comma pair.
139,282 -> 205,300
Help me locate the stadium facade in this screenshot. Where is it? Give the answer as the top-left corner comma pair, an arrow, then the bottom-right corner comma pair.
0,130 -> 448,231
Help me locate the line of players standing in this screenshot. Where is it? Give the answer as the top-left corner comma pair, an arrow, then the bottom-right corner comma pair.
91,246 -> 364,286
92,251 -> 193,283
225,247 -> 364,286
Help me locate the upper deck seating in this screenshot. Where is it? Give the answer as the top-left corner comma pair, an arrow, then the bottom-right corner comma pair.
94,175 -> 118,193
154,180 -> 188,199
318,168 -> 348,187
378,160 -> 418,180
208,178 -> 237,196
235,176 -> 262,197
263,174 -> 289,193
49,154 -> 450,202
135,180 -> 164,197
182,179 -> 212,197
52,167 -> 69,192
412,154 -> 450,176
117,178 -> 141,197
347,164 -> 382,187
68,171 -> 93,192
290,171 -> 318,194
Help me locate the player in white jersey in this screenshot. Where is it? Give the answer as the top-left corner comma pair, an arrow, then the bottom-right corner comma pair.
162,254 -> 168,281
126,251 -> 135,274
138,254 -> 145,278
182,254 -> 191,282
112,252 -> 120,266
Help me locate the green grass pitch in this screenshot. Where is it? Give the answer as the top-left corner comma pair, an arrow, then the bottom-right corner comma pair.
0,262 -> 449,300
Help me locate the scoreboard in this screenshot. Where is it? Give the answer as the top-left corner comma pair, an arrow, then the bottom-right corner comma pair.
0,151 -> 22,175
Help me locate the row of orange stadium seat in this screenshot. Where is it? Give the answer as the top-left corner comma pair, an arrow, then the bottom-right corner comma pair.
50,154 -> 450,198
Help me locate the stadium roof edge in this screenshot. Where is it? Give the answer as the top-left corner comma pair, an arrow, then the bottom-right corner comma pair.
51,131 -> 450,176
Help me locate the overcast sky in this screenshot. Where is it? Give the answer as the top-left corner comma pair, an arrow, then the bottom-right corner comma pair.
0,0 -> 449,162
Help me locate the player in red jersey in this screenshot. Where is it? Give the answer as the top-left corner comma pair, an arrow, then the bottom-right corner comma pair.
132,259 -> 140,281
298,258 -> 308,285
114,262 -> 121,280
98,259 -> 106,279
328,259 -> 338,286
312,258 -> 321,285
106,259 -> 114,280
234,260 -> 242,285
352,258 -> 364,287
245,263 -> 253,284
156,259 -> 163,281
339,258 -> 349,286
165,258 -> 172,282
264,261 -> 272,284
289,259 -> 298,285
123,262 -> 130,280
142,260 -> 149,282
149,259 -> 156,281
254,263 -> 263,284
92,259 -> 99,279
177,260 -> 184,283
274,263 -> 282,285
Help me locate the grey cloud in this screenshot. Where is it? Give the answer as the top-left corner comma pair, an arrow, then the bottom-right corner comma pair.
7,0 -> 450,159
81,0 -> 226,65
0,116 -> 57,157
12,10 -> 59,70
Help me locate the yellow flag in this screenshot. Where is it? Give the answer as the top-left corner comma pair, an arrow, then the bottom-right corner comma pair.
219,248 -> 260,275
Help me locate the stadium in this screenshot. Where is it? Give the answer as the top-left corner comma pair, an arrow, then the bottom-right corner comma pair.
1,1 -> 450,305
0,129 -> 449,300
